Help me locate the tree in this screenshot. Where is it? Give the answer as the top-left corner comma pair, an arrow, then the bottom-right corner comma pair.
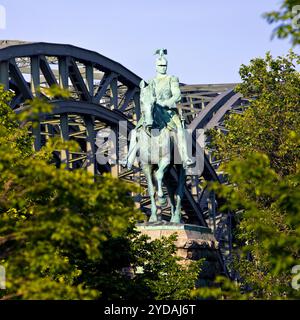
264,0 -> 300,46
193,52 -> 300,299
0,85 -> 201,299
210,51 -> 300,177
91,232 -> 202,300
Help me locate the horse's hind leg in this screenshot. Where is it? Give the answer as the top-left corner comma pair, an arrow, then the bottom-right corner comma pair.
165,174 -> 176,220
143,164 -> 157,222
171,165 -> 186,223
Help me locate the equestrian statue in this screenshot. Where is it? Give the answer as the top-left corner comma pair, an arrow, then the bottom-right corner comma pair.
121,49 -> 194,223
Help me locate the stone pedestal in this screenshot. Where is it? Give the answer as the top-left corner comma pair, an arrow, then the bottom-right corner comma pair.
136,222 -> 224,283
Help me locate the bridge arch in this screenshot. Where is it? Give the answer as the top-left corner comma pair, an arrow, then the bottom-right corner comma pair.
0,41 -> 248,262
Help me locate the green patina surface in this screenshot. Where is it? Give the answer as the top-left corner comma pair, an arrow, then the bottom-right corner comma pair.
123,49 -> 195,224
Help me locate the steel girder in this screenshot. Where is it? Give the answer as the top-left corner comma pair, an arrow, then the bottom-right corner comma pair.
0,42 -> 142,88
181,83 -> 249,276
0,41 -> 223,226
0,41 -> 249,237
0,41 -> 252,277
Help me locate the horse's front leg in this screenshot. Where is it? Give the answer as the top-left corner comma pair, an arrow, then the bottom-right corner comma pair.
143,164 -> 157,222
155,158 -> 170,207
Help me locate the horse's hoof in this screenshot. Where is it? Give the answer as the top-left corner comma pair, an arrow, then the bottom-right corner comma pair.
157,196 -> 167,207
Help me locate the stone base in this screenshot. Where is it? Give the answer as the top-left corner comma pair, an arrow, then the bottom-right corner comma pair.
136,222 -> 223,281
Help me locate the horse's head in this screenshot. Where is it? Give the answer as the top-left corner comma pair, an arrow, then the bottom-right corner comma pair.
140,80 -> 155,129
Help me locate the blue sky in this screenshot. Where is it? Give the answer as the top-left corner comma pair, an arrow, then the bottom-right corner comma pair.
0,0 -> 295,84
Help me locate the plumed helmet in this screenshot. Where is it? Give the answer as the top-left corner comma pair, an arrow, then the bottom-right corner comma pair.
154,48 -> 168,67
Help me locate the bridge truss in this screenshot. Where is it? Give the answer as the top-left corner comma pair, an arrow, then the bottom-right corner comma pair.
0,40 -> 249,277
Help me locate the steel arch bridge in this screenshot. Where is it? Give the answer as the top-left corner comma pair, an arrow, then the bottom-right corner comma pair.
0,40 -> 249,275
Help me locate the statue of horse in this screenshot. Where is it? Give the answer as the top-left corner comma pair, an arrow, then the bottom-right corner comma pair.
122,80 -> 186,223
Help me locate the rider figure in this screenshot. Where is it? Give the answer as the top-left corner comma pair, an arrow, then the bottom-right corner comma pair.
122,49 -> 195,169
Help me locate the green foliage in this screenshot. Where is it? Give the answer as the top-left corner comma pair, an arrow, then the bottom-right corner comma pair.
0,86 -> 139,299
130,233 -> 203,300
192,276 -> 252,300
264,0 -> 300,46
200,53 -> 300,299
210,51 -> 300,177
208,154 -> 300,299
85,231 -> 202,300
0,85 -> 201,300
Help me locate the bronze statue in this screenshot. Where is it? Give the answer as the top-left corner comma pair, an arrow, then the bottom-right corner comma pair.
121,49 -> 194,223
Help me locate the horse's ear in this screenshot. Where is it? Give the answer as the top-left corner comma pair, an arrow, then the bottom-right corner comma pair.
140,80 -> 145,89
